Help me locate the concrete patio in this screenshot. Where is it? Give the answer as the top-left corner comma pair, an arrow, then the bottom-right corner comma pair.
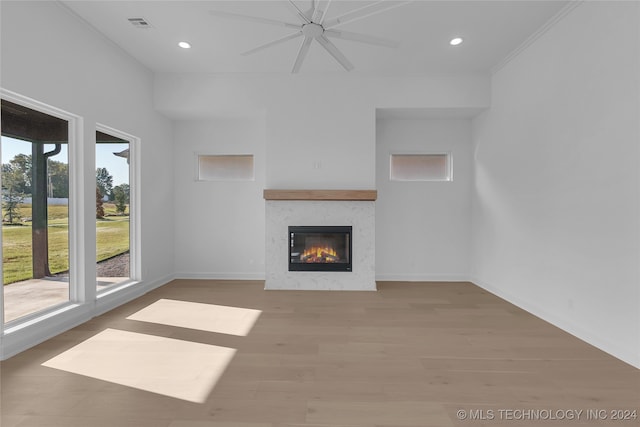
4,276 -> 127,323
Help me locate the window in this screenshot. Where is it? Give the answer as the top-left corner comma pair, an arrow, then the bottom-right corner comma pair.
390,153 -> 452,182
1,94 -> 76,323
96,125 -> 139,292
197,155 -> 254,181
0,89 -> 141,357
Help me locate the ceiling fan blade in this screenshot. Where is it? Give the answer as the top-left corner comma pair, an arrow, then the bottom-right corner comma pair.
285,0 -> 311,24
292,36 -> 314,73
242,31 -> 303,56
306,0 -> 315,19
324,29 -> 398,48
209,10 -> 300,30
316,35 -> 354,71
323,0 -> 412,29
312,0 -> 332,24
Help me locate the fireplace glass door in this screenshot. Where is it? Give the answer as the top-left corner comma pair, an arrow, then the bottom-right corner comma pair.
288,226 -> 352,272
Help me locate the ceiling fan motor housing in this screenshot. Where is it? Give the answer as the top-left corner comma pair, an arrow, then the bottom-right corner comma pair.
302,23 -> 324,38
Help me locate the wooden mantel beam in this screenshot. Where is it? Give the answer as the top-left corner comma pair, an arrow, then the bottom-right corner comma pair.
263,189 -> 377,201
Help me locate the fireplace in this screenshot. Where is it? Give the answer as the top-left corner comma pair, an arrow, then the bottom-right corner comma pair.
288,226 -> 352,272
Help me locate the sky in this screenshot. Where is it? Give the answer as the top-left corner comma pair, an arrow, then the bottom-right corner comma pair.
1,136 -> 129,186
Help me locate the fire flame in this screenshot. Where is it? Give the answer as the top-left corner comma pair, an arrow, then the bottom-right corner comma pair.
301,246 -> 339,263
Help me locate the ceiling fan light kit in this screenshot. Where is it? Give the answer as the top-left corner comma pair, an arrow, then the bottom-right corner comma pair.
210,0 -> 411,73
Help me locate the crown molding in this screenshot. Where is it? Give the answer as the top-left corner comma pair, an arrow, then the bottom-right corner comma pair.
491,1 -> 584,75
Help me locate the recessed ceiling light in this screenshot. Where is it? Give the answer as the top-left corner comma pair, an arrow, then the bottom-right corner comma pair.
450,37 -> 463,46
178,41 -> 191,49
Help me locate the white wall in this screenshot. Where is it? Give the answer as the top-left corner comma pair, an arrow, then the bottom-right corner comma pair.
471,1 -> 640,367
376,118 -> 472,281
163,74 -> 480,284
155,73 -> 490,191
158,73 -> 489,283
173,118 -> 266,279
0,1 -> 174,357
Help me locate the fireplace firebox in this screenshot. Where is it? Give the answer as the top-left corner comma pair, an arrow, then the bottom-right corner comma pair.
288,226 -> 352,272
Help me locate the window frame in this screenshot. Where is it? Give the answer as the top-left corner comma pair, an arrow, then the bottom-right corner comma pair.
1,88 -> 83,331
95,123 -> 141,296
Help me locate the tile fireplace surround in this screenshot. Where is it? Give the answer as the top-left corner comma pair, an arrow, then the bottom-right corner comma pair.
264,190 -> 376,291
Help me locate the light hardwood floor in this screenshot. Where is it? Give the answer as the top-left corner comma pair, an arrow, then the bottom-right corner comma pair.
1,280 -> 639,427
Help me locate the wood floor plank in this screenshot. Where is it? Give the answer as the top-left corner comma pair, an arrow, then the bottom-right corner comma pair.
306,401 -> 453,426
169,422 -> 271,427
1,280 -> 638,427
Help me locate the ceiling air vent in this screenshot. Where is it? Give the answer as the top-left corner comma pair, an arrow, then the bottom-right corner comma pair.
127,18 -> 152,29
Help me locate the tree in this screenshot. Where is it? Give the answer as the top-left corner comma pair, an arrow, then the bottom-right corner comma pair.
9,153 -> 32,195
2,190 -> 24,224
95,167 -> 113,200
112,184 -> 129,215
47,159 -> 69,198
2,153 -> 71,198
96,187 -> 105,219
2,164 -> 25,223
1,154 -> 69,198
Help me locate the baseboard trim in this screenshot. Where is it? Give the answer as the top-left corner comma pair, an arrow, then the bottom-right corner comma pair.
264,283 -> 377,291
471,276 -> 640,369
174,272 -> 266,281
376,274 -> 470,282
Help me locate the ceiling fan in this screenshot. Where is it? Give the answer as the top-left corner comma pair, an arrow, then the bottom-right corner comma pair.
210,0 -> 411,73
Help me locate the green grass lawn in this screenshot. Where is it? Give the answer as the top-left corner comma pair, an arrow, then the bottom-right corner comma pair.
2,203 -> 129,285
96,217 -> 130,260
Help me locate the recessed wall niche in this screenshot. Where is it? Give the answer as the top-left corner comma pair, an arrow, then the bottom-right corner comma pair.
197,154 -> 254,181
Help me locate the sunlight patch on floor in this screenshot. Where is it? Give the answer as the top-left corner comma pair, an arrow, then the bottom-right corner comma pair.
126,299 -> 262,336
42,328 -> 236,403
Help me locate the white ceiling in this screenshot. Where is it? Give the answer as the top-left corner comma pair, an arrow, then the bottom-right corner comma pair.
61,0 -> 569,74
